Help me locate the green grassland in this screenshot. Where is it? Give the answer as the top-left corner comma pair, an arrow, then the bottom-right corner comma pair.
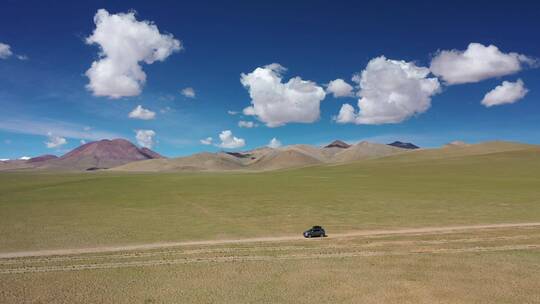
0,147 -> 539,252
1,145 -> 540,303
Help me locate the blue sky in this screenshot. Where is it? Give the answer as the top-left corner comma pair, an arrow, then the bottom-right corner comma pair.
0,0 -> 539,159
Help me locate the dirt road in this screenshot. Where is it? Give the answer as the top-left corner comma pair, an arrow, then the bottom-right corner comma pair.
2,222 -> 539,259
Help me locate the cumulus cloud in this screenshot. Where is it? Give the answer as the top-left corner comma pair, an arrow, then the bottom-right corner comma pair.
335,103 -> 358,124
45,132 -> 67,148
430,43 -> 535,85
227,110 -> 238,115
128,105 -> 156,120
0,42 -> 27,60
481,79 -> 528,107
135,129 -> 156,148
326,78 -> 354,97
19,156 -> 31,161
181,87 -> 196,98
242,107 -> 256,116
238,120 -> 257,128
241,63 -> 326,127
85,9 -> 181,98
0,43 -> 13,59
268,137 -> 282,148
200,137 -> 213,145
336,56 -> 440,125
217,130 -> 245,149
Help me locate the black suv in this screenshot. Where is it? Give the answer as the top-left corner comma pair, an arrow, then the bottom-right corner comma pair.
303,226 -> 327,238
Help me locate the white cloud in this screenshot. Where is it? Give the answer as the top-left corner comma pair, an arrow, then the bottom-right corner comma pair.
268,137 -> 282,148
243,106 -> 256,116
217,130 -> 245,149
241,63 -> 326,127
200,137 -> 213,145
227,110 -> 238,115
0,159 -> 9,162
335,103 -> 358,124
0,43 -> 13,59
181,87 -> 196,98
45,132 -> 67,148
481,79 -> 528,107
128,105 -> 156,120
336,56 -> 440,125
0,42 -> 27,60
19,156 -> 31,161
430,43 -> 535,85
85,9 -> 181,98
135,129 -> 156,148
326,78 -> 354,97
238,120 -> 257,128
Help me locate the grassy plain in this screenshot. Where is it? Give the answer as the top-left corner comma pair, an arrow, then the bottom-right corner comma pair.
0,146 -> 539,303
1,227 -> 539,303
0,147 -> 539,252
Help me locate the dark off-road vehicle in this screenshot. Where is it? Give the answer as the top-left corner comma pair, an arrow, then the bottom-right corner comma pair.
303,226 -> 327,238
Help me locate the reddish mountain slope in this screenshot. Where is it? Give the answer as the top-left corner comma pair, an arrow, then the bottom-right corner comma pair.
0,155 -> 59,171
41,139 -> 164,170
324,140 -> 351,149
27,154 -> 58,163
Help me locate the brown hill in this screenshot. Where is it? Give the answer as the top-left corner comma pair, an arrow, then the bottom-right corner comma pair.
324,140 -> 351,149
27,154 -> 58,163
10,139 -> 535,173
139,147 -> 164,159
285,145 -> 329,162
248,148 -> 323,171
40,139 -> 164,171
112,141 -> 411,172
0,159 -> 33,171
331,141 -> 407,163
0,154 -> 59,171
113,152 -> 243,172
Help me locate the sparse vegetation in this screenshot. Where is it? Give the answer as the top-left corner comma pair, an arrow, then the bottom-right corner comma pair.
1,227 -> 539,303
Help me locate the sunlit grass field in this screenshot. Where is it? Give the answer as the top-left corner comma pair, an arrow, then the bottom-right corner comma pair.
1,148 -> 539,252
1,147 -> 540,303
1,227 -> 539,303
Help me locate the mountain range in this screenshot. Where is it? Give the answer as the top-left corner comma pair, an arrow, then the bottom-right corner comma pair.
0,139 -> 163,171
1,139 -> 538,172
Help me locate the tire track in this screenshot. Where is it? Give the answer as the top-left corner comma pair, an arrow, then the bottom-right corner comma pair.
1,244 -> 538,274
